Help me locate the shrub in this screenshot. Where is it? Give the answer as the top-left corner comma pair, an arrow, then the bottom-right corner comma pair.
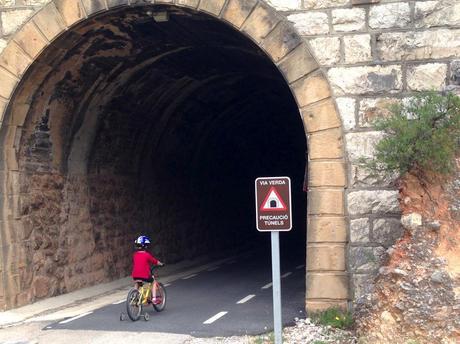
311,308 -> 353,329
361,91 -> 460,177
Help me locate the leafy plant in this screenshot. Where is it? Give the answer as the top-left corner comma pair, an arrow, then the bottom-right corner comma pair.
360,91 -> 460,178
311,308 -> 354,329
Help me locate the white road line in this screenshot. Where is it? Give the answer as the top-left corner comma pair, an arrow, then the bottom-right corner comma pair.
182,273 -> 197,280
112,299 -> 125,305
46,326 -> 52,329
262,282 -> 272,289
296,264 -> 305,269
203,311 -> 228,324
59,311 -> 93,324
163,283 -> 171,287
207,266 -> 220,272
236,294 -> 255,304
281,272 -> 292,278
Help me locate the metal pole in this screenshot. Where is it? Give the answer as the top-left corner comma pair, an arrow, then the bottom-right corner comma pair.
271,231 -> 282,344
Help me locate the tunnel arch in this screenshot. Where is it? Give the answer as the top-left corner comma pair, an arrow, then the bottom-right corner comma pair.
0,0 -> 347,311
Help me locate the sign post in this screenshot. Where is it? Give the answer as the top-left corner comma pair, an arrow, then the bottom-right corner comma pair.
255,177 -> 292,344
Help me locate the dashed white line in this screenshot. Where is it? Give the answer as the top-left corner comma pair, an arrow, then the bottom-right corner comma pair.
237,294 -> 256,304
182,273 -> 197,280
262,282 -> 272,289
112,299 -> 125,305
281,272 -> 292,278
207,266 -> 220,272
296,264 -> 305,270
203,311 -> 228,324
59,311 -> 93,324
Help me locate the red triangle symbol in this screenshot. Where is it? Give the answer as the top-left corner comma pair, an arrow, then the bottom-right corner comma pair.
260,187 -> 287,212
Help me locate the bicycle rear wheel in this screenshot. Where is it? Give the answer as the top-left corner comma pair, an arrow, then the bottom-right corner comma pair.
153,282 -> 167,312
126,288 -> 142,321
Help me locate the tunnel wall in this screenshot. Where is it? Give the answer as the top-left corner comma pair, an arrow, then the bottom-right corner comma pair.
0,0 -> 458,311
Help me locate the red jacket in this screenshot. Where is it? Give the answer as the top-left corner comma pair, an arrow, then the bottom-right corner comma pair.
131,250 -> 159,279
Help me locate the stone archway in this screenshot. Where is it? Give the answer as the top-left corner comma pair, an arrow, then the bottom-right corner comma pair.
0,0 -> 347,311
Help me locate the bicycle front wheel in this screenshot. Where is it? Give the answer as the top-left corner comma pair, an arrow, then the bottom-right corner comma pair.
126,288 -> 142,321
153,282 -> 167,312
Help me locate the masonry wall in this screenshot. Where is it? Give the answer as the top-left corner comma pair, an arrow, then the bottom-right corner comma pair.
0,0 -> 459,306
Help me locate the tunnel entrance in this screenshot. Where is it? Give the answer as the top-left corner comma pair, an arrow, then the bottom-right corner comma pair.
1,5 -> 307,306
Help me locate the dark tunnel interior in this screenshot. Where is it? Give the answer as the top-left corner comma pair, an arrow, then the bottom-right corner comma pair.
8,5 -> 307,300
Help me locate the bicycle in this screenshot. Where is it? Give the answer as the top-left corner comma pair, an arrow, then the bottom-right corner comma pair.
122,266 -> 167,321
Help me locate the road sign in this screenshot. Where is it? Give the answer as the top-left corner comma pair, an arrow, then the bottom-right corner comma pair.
255,177 -> 292,231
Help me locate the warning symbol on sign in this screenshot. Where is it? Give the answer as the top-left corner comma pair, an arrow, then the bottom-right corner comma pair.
260,187 -> 287,212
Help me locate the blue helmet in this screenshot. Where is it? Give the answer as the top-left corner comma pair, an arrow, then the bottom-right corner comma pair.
134,235 -> 151,248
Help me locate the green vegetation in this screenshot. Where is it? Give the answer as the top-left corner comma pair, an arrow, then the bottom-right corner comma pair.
361,91 -> 460,177
311,308 -> 353,330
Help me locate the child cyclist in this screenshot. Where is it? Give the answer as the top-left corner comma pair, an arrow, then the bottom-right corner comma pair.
132,235 -> 164,304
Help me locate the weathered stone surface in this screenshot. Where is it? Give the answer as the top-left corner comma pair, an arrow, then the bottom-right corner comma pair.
309,128 -> 343,160
308,188 -> 344,215
350,218 -> 370,243
304,0 -> 349,9
308,36 -> 340,65
0,0 -> 15,6
291,73 -> 330,108
221,0 -> 257,27
345,131 -> 383,162
369,2 -> 410,29
451,60 -> 460,85
0,97 -> 7,123
0,41 -> 31,76
306,300 -> 348,312
265,0 -> 301,11
307,244 -> 346,271
407,63 -> 447,91
54,0 -> 86,26
309,160 -> 346,187
328,65 -> 402,96
415,1 -> 460,28
336,97 -> 356,131
0,39 -> 6,55
1,9 -> 34,36
373,218 -> 403,247
13,21 -> 48,59
332,8 -> 365,32
261,21 -> 302,62
358,97 -> 399,127
307,216 -> 347,243
344,34 -> 372,64
81,0 -> 106,15
277,43 -> 318,83
242,3 -> 279,43
376,30 -> 460,62
33,3 -> 66,41
401,213 -> 422,231
347,190 -> 400,215
353,273 -> 374,299
307,272 -> 349,299
287,12 -> 329,35
301,98 -> 341,133
106,0 -> 129,8
198,0 -> 226,16
349,246 -> 385,271
0,67 -> 17,99
350,163 -> 397,188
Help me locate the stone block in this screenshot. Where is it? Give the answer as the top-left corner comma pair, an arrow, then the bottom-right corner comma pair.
308,37 -> 340,65
369,2 -> 410,29
106,0 -> 129,8
307,216 -> 347,243
343,34 -> 371,64
309,160 -> 346,187
6,147 -> 18,171
277,43 -> 318,83
336,97 -> 356,131
0,68 -> 17,99
0,41 -> 32,77
306,272 -> 349,299
401,213 -> 422,231
287,12 -> 329,35
376,30 -> 460,62
352,273 -> 374,299
54,0 -> 86,26
33,3 -> 66,41
176,0 -> 200,8
13,21 -> 48,59
308,188 -> 344,215
358,97 -> 399,127
332,8 -> 365,32
306,300 -> 348,312
309,128 -> 343,160
414,1 -> 460,28
301,98 -> 341,133
407,63 -> 447,91
372,218 -> 403,247
265,0 -> 301,11
198,0 -> 226,16
328,65 -> 402,96
347,190 -> 400,216
261,21 -> 302,62
350,163 -> 396,188
10,103 -> 30,127
305,0 -> 349,9
0,39 -> 6,55
345,131 -> 383,162
291,73 -> 331,108
242,3 -> 280,43
81,0 -> 106,15
349,246 -> 385,271
350,218 -> 370,243
1,9 -> 34,36
0,97 -> 7,124
221,0 -> 257,28
307,244 -> 346,271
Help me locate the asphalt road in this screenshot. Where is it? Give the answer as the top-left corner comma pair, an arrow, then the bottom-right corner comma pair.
44,249 -> 306,338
